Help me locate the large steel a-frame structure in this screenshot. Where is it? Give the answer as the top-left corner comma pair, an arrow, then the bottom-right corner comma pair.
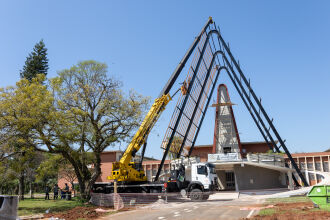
154,17 -> 308,186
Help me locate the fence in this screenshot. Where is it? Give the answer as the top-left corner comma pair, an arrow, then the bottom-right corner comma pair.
90,192 -> 201,210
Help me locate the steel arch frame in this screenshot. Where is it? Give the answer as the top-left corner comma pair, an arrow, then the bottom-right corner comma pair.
155,27 -> 308,186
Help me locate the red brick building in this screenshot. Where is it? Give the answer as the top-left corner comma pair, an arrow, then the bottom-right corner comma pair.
58,142 -> 329,188
284,152 -> 330,186
58,141 -> 272,188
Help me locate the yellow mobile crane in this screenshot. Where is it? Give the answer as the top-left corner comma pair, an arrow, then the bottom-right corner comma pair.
108,17 -> 214,184
110,93 -> 171,182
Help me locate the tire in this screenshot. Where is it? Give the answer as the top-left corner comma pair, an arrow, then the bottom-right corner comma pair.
202,194 -> 209,200
190,188 -> 203,201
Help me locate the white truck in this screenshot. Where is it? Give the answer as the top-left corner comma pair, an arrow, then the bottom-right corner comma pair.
165,157 -> 217,201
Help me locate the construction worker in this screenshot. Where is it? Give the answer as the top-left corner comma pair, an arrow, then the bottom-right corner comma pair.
45,184 -> 50,200
64,183 -> 69,200
53,184 -> 59,200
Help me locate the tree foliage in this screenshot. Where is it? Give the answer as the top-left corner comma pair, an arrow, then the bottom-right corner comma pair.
0,60 -> 149,199
166,136 -> 184,159
36,154 -> 62,185
0,139 -> 41,198
0,159 -> 18,194
0,39 -> 49,198
20,40 -> 49,81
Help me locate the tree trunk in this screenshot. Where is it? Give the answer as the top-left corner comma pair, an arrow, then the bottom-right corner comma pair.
18,171 -> 25,200
77,177 -> 94,201
78,180 -> 87,200
83,153 -> 102,200
61,150 -> 102,201
29,181 -> 34,198
70,181 -> 75,196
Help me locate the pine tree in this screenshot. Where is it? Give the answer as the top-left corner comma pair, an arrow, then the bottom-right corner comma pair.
20,40 -> 49,81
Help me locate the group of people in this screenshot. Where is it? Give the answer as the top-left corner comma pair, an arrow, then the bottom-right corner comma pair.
45,183 -> 73,200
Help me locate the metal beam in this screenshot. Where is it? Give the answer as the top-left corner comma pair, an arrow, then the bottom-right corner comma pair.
159,17 -> 213,97
188,66 -> 223,156
154,26 -> 211,182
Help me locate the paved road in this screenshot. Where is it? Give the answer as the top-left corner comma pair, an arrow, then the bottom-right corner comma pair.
97,188 -> 305,220
105,197 -> 261,220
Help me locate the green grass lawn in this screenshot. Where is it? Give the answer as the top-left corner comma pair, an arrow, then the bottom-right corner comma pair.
258,196 -> 310,216
18,197 -> 88,216
258,208 -> 277,216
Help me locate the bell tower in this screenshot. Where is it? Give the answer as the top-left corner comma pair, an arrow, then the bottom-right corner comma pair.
212,84 -> 242,157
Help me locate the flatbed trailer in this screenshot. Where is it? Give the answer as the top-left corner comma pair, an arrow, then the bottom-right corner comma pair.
92,161 -> 217,201
92,182 -> 165,194
92,181 -> 215,201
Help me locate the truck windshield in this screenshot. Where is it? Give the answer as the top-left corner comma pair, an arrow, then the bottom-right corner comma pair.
197,165 -> 207,175
209,167 -> 216,174
206,163 -> 216,174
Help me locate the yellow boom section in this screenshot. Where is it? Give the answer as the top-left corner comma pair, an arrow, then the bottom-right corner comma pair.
109,94 -> 171,182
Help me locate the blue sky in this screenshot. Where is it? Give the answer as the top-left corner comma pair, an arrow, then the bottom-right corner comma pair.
0,1 -> 330,158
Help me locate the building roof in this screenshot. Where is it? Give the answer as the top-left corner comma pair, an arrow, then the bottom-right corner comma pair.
101,150 -> 158,161
185,144 -> 212,149
185,141 -> 275,149
101,150 -> 122,154
284,152 -> 330,157
241,141 -> 277,145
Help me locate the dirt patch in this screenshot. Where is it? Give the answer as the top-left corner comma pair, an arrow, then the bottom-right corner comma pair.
273,201 -> 314,211
246,201 -> 330,220
44,206 -> 115,220
251,211 -> 330,220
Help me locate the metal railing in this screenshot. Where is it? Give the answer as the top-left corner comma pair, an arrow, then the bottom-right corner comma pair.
247,153 -> 285,167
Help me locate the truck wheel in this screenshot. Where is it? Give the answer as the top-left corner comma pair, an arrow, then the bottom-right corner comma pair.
202,194 -> 209,200
190,189 -> 203,201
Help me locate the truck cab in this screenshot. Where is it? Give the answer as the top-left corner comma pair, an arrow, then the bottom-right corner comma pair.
167,159 -> 217,201
189,163 -> 217,191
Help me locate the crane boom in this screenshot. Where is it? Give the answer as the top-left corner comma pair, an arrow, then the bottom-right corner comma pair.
110,94 -> 171,182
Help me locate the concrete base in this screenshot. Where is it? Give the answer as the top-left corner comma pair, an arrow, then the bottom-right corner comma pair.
0,195 -> 18,220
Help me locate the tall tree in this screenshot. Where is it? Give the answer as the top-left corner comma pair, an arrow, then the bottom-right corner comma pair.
11,39 -> 49,198
49,61 -> 149,199
0,61 -> 149,199
20,40 -> 49,81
